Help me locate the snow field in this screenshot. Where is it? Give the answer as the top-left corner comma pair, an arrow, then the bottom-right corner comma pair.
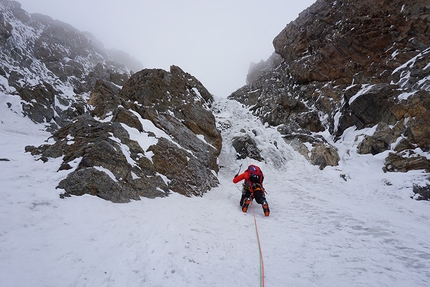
1,96 -> 430,286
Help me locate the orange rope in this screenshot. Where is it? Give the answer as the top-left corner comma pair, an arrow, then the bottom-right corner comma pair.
251,200 -> 265,287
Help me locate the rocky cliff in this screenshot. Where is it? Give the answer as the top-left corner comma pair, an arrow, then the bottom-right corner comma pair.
0,0 -> 137,130
230,0 -> 430,172
1,0 -> 221,202
27,66 -> 221,202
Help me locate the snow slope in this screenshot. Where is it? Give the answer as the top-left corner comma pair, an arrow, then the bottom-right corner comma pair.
1,94 -> 430,287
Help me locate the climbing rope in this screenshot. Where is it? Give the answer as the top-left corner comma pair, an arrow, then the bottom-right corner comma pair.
251,200 -> 265,287
234,163 -> 266,286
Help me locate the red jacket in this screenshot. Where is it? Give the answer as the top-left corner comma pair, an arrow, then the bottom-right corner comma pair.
233,170 -> 251,184
233,171 -> 264,191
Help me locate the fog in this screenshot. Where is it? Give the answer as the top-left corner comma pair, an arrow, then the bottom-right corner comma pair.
18,0 -> 315,97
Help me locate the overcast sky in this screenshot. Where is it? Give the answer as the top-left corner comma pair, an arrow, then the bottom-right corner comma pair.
18,0 -> 316,97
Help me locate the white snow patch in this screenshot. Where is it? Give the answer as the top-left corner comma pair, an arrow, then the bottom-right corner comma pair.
398,91 -> 416,101
156,172 -> 171,185
94,165 -> 118,182
348,84 -> 373,105
120,123 -> 158,152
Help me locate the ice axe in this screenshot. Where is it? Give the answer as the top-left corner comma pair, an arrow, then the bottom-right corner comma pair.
235,164 -> 243,178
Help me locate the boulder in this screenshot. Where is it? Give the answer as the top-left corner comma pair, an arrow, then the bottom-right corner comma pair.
282,133 -> 340,170
357,123 -> 397,155
383,152 -> 430,173
232,134 -> 264,161
309,143 -> 340,170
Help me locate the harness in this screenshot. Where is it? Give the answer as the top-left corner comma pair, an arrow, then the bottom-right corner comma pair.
244,182 -> 264,196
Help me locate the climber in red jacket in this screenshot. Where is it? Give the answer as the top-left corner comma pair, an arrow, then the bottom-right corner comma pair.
233,164 -> 270,216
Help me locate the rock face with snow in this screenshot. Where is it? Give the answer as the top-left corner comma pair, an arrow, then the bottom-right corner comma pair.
273,0 -> 429,85
116,66 -> 221,198
229,0 -> 430,172
27,66 -> 221,202
0,1 -> 139,130
1,1 -> 221,202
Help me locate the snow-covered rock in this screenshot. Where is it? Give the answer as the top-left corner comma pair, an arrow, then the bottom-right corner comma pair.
229,0 -> 430,173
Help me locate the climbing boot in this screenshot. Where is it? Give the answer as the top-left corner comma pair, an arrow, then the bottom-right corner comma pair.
242,198 -> 251,213
262,201 -> 270,216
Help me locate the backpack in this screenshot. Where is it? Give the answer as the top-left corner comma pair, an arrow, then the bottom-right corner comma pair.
247,164 -> 263,184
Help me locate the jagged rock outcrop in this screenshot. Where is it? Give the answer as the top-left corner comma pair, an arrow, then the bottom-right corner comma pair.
26,66 -> 221,202
229,0 -> 430,172
27,114 -> 169,202
118,66 -> 222,197
1,1 -> 221,202
118,66 -> 222,157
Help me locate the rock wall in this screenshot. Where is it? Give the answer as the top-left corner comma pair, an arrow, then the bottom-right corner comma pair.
273,0 -> 430,85
229,0 -> 430,171
27,66 -> 221,202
